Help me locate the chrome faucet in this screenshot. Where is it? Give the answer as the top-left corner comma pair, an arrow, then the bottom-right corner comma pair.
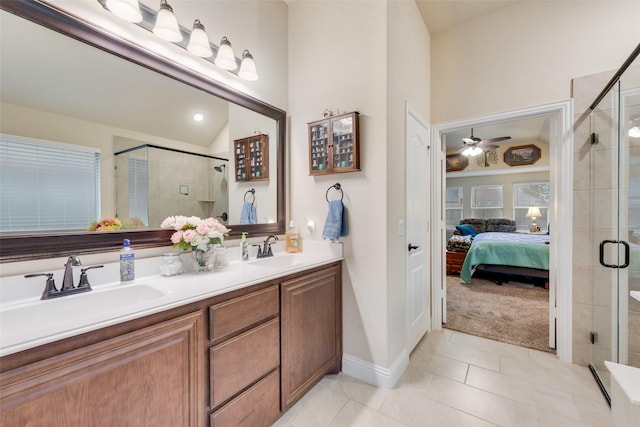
24,256 -> 103,300
257,235 -> 278,258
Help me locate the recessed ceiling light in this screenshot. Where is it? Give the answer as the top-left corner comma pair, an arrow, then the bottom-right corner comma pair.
193,113 -> 204,122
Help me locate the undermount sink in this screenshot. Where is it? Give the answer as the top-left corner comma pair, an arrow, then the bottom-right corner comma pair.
0,284 -> 166,330
248,253 -> 306,269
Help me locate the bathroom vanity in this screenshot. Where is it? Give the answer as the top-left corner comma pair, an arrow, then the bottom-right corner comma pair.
0,246 -> 342,426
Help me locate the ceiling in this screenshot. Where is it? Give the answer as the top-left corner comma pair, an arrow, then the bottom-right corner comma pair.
0,9 -> 229,147
443,116 -> 550,154
415,0 -> 519,35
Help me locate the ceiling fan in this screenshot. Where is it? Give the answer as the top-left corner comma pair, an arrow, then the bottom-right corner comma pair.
459,128 -> 511,156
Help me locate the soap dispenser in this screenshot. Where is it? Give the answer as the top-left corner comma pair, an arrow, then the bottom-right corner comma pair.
241,232 -> 249,261
285,221 -> 301,253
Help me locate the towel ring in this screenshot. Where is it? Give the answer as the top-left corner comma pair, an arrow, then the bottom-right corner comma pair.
244,188 -> 255,203
325,183 -> 343,202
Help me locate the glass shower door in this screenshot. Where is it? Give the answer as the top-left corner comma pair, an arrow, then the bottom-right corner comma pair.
589,54 -> 640,401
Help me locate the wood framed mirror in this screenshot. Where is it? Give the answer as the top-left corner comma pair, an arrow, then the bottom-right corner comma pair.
0,0 -> 286,262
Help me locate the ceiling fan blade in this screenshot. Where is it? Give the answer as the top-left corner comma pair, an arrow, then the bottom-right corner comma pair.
481,143 -> 499,150
480,136 -> 511,144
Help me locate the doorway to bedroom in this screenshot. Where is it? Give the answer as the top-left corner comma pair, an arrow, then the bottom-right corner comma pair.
434,107 -> 567,354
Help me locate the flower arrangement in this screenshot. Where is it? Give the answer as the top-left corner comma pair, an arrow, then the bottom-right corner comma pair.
87,217 -> 122,232
161,216 -> 230,251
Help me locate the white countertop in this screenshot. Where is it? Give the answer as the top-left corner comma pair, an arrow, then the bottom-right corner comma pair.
605,361 -> 640,406
0,241 -> 342,357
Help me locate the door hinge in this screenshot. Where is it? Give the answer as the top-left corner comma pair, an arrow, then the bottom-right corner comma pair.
590,331 -> 598,344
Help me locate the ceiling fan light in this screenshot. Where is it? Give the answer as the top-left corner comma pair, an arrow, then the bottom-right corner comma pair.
214,37 -> 237,70
153,0 -> 182,43
238,50 -> 258,81
105,0 -> 142,22
463,146 -> 482,157
187,20 -> 212,57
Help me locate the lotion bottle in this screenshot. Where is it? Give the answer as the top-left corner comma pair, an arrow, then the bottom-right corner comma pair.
120,239 -> 135,282
285,221 -> 301,253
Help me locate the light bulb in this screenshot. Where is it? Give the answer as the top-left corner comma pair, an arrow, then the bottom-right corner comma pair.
105,0 -> 142,23
630,126 -> 640,138
153,0 -> 182,43
187,20 -> 212,57
214,37 -> 237,70
238,50 -> 258,81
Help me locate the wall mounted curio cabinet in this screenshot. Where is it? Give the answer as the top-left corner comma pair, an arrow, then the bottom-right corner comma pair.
234,134 -> 269,181
308,112 -> 360,175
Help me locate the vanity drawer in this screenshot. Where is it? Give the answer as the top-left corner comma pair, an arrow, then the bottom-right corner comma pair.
210,318 -> 279,408
209,285 -> 279,343
210,368 -> 280,427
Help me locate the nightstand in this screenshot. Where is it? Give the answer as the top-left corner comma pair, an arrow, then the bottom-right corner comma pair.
446,251 -> 467,275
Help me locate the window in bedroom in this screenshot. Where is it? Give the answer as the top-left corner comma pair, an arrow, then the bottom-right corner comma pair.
471,185 -> 503,218
513,182 -> 550,231
445,187 -> 463,228
0,134 -> 101,232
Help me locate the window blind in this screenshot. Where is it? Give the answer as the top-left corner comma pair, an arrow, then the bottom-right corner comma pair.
127,157 -> 149,226
0,135 -> 100,232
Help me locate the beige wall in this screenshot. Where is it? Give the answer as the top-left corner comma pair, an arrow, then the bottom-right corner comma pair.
288,0 -> 430,372
431,1 -> 640,124
430,0 -> 640,365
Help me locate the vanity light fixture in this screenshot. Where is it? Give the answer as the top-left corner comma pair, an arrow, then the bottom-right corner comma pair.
98,0 -> 258,80
105,0 -> 142,22
153,0 -> 182,43
630,115 -> 640,138
238,50 -> 258,81
187,20 -> 212,57
630,126 -> 640,138
215,37 -> 238,71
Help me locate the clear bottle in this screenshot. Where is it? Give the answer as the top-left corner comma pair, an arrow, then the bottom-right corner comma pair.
285,220 -> 301,253
241,232 -> 249,261
120,239 -> 135,282
160,252 -> 183,277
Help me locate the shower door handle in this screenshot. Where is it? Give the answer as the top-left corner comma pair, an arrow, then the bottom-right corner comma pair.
599,240 -> 630,268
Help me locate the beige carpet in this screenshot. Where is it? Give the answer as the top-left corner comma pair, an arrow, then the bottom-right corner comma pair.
444,275 -> 555,353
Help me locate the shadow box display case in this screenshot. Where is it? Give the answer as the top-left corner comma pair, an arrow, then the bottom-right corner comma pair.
308,112 -> 360,175
234,134 -> 269,181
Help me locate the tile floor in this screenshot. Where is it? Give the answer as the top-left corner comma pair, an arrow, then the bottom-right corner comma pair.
272,329 -> 611,427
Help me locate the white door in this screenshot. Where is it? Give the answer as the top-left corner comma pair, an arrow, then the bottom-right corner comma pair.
406,103 -> 430,352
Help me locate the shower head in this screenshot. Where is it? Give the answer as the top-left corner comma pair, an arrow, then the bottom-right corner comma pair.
214,164 -> 226,173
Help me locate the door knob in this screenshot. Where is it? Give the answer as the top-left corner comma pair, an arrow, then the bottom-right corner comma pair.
408,243 -> 419,251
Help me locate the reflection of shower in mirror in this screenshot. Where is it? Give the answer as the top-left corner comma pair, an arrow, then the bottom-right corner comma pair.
214,164 -> 226,173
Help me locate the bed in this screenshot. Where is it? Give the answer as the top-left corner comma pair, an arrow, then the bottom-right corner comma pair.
459,232 -> 550,284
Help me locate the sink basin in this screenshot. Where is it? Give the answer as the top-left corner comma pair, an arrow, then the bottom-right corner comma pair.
248,254 -> 303,269
0,285 -> 165,329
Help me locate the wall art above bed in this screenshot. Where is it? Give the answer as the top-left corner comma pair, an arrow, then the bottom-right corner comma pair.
503,144 -> 541,166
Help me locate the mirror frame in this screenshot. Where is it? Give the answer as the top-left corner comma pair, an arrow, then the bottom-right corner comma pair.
0,0 -> 286,263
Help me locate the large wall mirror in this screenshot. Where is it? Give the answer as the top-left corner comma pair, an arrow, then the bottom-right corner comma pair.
0,1 -> 285,262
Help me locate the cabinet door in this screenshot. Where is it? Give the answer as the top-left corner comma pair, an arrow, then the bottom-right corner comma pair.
234,139 -> 248,181
331,112 -> 359,172
281,264 -> 342,410
248,135 -> 269,180
0,312 -> 204,427
308,120 -> 330,174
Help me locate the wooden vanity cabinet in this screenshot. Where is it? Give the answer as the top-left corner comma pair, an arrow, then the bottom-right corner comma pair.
0,263 -> 342,426
280,263 -> 342,410
0,311 -> 205,427
209,285 -> 281,426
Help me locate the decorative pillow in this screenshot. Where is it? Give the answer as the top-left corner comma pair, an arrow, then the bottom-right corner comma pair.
455,224 -> 477,237
447,235 -> 473,253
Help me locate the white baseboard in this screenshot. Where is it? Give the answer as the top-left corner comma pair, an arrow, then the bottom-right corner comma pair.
341,350 -> 409,389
